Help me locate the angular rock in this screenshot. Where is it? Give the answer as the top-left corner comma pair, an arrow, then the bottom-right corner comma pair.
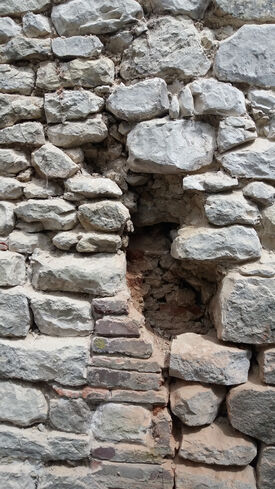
22,12 -> 52,37
205,191 -> 261,226
179,417 -> 257,466
171,225 -> 261,263
179,85 -> 194,117
52,35 -> 103,58
107,78 -> 169,122
121,17 -> 211,81
60,57 -> 115,88
9,230 -> 50,254
169,332 -> 251,385
0,289 -> 30,337
0,251 -> 25,286
190,78 -> 246,116
15,199 -> 76,231
47,117 -> 108,148
44,90 -> 104,123
87,367 -> 161,391
0,36 -> 51,62
182,171 -> 238,193
0,64 -> 35,95
213,0 -> 275,23
78,201 -> 130,233
0,463 -> 36,489
227,374 -> 275,444
30,291 -> 93,336
32,143 -> 78,179
0,122 -> 45,147
0,177 -> 23,199
217,116 -> 257,153
217,139 -> 275,180
149,0 -> 210,19
175,462 -> 257,489
95,316 -> 140,337
110,387 -> 167,406
213,272 -> 275,344
92,292 -> 129,316
50,399 -> 92,434
91,403 -> 151,443
170,380 -> 225,426
36,61 -> 60,91
0,381 -> 47,426
0,0 -> 51,16
127,119 -> 215,174
0,335 -> 89,385
0,93 -> 43,129
257,445 -> 275,489
0,149 -> 29,176
23,179 -> 62,199
64,175 -> 122,201
51,0 -> 142,36
248,89 -> 275,116
0,17 -> 21,43
243,182 -> 275,207
258,348 -> 275,385
76,232 -> 122,253
214,25 -> 275,88
92,354 -> 161,373
92,337 -> 152,359
0,425 -> 90,462
262,203 -> 275,247
0,201 -> 14,235
31,250 -> 126,296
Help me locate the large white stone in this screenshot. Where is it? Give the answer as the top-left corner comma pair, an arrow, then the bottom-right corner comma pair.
127,119 -> 215,174
175,463 -> 257,489
213,0 -> 275,23
0,251 -> 25,287
31,143 -> 78,179
9,230 -> 50,254
0,36 -> 51,63
0,64 -> 35,95
44,90 -> 104,123
169,332 -> 251,386
52,35 -> 103,59
22,12 -> 52,38
0,176 -> 23,199
121,16 -> 211,81
148,0 -> 211,19
0,289 -> 30,337
107,78 -> 169,122
205,191 -> 261,226
243,182 -> 275,207
78,201 -> 130,233
23,179 -> 62,199
0,122 -> 45,147
0,201 -> 14,235
0,0 -> 51,16
0,17 -> 21,43
214,25 -> 275,88
0,149 -> 29,176
64,175 -> 122,200
182,171 -> 238,193
190,78 -> 246,116
47,116 -> 108,148
31,250 -> 126,296
0,93 -> 43,129
0,381 -> 47,426
171,226 -> 262,263
15,199 -> 76,231
217,116 -> 257,153
213,272 -> 275,345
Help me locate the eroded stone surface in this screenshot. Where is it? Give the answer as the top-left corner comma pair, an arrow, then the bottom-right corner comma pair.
44,90 -> 104,123
258,347 -> 275,385
0,251 -> 25,286
32,143 -> 78,179
0,381 -> 47,426
52,35 -> 103,59
205,191 -> 261,226
257,445 -> 275,489
47,117 -> 108,148
0,463 -> 37,489
78,201 -> 130,233
190,78 -> 246,116
213,0 -> 275,23
0,289 -> 30,337
148,0 -> 211,19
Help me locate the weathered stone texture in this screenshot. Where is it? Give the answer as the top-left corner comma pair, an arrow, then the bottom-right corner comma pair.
257,445 -> 275,489
0,381 -> 47,426
175,463 -> 257,489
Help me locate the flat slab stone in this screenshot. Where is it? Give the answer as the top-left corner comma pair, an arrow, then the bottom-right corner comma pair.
0,381 -> 47,427
0,17 -> 21,42
217,115 -> 257,153
0,149 -> 29,176
0,201 -> 15,235
182,171 -> 238,193
64,176 -> 122,201
258,347 -> 275,385
0,122 -> 45,147
15,199 -> 76,231
127,119 -> 215,174
169,332 -> 251,386
0,93 -> 43,130
0,36 -> 51,63
213,0 -> 275,23
171,226 -> 262,263
47,117 -> 108,148
87,366 -> 161,391
243,182 -> 275,207
257,445 -> 275,489
49,398 -> 92,434
92,336 -> 152,359
148,0 -> 211,19
214,25 -> 275,88
213,272 -> 275,344
52,35 -> 103,59
31,250 -> 126,296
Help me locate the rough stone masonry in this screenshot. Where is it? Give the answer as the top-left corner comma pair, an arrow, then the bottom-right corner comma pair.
0,0 -> 274,488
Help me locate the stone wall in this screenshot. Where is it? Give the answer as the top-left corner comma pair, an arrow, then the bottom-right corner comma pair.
0,1 -> 274,488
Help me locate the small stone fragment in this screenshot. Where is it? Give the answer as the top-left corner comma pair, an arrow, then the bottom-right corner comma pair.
190,78 -> 246,116
78,201 -> 130,233
258,348 -> 275,385
205,191 -> 261,226
0,122 -> 45,147
92,292 -> 129,316
52,35 -> 103,58
32,143 -> 78,179
0,17 -> 21,43
182,171 -> 238,193
44,90 -> 104,123
87,367 -> 160,391
248,89 -> 275,116
243,182 -> 275,207
64,176 -> 122,200
0,201 -> 14,235
178,86 -> 194,117
0,381 -> 47,426
0,177 -> 23,200
15,199 -> 76,231
0,64 -> 35,95
169,332 -> 251,385
217,116 -> 257,153
257,445 -> 275,489
0,251 -> 25,287
76,232 -> 122,253
50,399 -> 92,434
0,289 -> 30,337
0,36 -> 51,62
22,12 -> 52,37
47,117 -> 108,148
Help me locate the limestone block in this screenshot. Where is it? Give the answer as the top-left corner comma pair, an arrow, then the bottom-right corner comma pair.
127,119 -> 215,173
24,179 -> 62,200
189,78 -> 246,116
0,335 -> 89,385
75,232 -> 122,253
30,291 -> 94,336
31,143 -> 78,179
243,182 -> 275,207
248,89 -> 275,115
31,250 -> 126,296
0,122 -> 45,147
44,90 -> 104,123
91,403 -> 151,443
52,35 -> 103,58
149,0 -> 211,19
0,36 -> 51,63
9,230 -> 50,254
60,58 -> 115,88
171,226 -> 261,263
217,139 -> 275,180
121,17 -> 211,81
22,12 -> 52,37
36,61 -> 60,91
0,64 -> 35,95
0,176 -> 23,199
92,337 -> 152,358
0,289 -> 30,337
213,0 -> 275,23
214,25 -> 275,88
178,86 -> 194,116
49,399 -> 92,434
170,380 -> 226,426
64,176 -> 122,201
15,199 -> 76,231
0,201 -> 14,235
175,462 -> 257,489
179,417 -> 257,466
107,78 -> 169,122
47,117 -> 108,148
182,171 -> 238,193
95,316 -> 140,337
257,445 -> 275,489
0,93 -> 43,129
51,0 -> 142,36
0,0 -> 51,16
205,191 -> 261,226
258,348 -> 275,385
92,354 -> 161,373
227,374 -> 275,444
0,381 -> 47,426
87,367 -> 161,391
0,251 -> 25,286
78,201 -> 130,233
169,332 -> 251,385
0,17 -> 21,43
213,272 -> 275,344
0,149 -> 29,176
0,463 -> 37,489
217,116 -> 257,153
92,292 -> 129,316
